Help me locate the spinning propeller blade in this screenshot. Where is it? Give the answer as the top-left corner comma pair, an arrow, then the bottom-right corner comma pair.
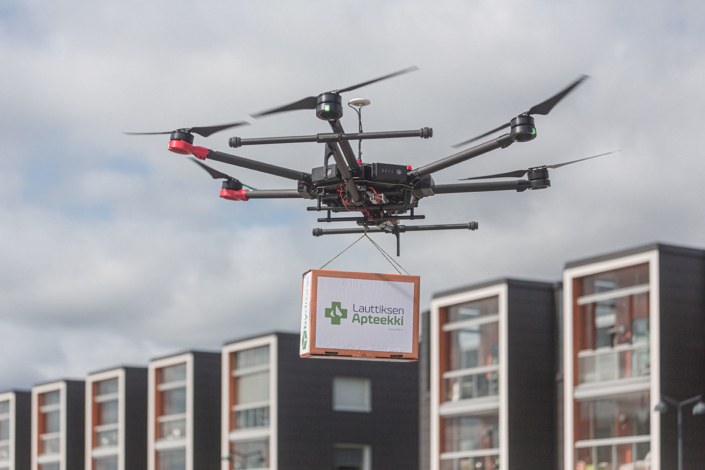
189,158 -> 257,190
250,66 -> 419,118
124,121 -> 250,138
458,150 -> 619,180
452,75 -> 589,148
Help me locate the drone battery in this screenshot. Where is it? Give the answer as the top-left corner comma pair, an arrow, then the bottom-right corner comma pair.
300,269 -> 420,361
371,163 -> 408,183
311,164 -> 342,184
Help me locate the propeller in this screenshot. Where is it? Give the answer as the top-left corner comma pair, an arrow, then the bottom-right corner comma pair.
251,66 -> 419,117
458,150 -> 620,180
452,75 -> 589,148
124,121 -> 250,138
189,158 -> 257,190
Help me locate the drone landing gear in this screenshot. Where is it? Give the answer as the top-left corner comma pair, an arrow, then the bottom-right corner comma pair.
312,222 -> 479,256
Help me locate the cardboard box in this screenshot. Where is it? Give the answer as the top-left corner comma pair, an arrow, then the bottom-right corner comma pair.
300,269 -> 420,361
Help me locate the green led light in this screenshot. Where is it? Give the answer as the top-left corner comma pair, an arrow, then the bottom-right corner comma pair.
531,128 -> 536,135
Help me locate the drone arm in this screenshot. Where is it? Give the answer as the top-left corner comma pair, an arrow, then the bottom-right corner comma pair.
433,180 -> 532,194
326,142 -> 362,203
330,120 -> 362,174
412,134 -> 514,177
206,150 -> 311,183
245,189 -> 303,199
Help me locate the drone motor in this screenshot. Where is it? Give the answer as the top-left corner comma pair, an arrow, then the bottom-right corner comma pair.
509,115 -> 536,143
316,93 -> 344,121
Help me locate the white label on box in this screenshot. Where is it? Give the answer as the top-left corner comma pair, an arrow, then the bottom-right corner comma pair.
300,272 -> 312,354
314,276 -> 415,353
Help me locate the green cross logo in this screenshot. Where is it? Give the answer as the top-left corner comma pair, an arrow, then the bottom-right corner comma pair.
301,330 -> 308,350
325,301 -> 347,325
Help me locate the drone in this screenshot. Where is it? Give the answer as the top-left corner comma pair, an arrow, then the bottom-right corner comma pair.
127,67 -> 616,255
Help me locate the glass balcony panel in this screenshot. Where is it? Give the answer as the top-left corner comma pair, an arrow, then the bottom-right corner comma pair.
39,464 -> 60,470
574,442 -> 651,470
96,378 -> 118,396
233,406 -> 270,430
446,296 -> 499,323
98,400 -> 118,425
0,401 -> 8,414
0,418 -> 8,441
577,264 -> 649,297
41,391 -> 60,406
446,324 -> 499,372
159,364 -> 186,384
42,410 -> 60,434
236,372 -> 270,405
158,418 -> 186,440
578,346 -> 650,385
0,444 -> 9,462
229,439 -> 269,469
94,456 -> 118,470
157,449 -> 186,470
440,455 -> 499,470
442,414 -> 499,453
235,346 -> 270,370
40,436 -> 60,455
443,371 -> 499,402
575,392 -> 650,442
95,429 -> 118,447
160,388 -> 186,416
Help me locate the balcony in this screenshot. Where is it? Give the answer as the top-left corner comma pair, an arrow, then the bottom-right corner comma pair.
577,344 -> 650,386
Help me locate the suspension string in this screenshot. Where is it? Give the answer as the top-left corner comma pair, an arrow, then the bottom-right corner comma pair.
320,226 -> 368,269
364,233 -> 410,275
319,226 -> 411,275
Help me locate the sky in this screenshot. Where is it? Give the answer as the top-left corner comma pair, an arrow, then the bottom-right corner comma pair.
1,0 -> 704,390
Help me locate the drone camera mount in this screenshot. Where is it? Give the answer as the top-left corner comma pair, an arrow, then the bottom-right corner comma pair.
317,93 -> 344,121
509,115 -> 536,142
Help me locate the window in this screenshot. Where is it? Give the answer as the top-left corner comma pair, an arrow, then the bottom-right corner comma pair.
574,264 -> 651,385
441,296 -> 500,403
333,445 -> 370,470
94,456 -> 118,470
157,449 -> 186,470
333,377 -> 371,412
231,346 -> 271,431
39,391 -> 61,456
39,464 -> 60,470
93,377 -> 120,449
575,441 -> 650,470
229,439 -> 269,469
157,363 -> 188,441
0,400 -> 8,464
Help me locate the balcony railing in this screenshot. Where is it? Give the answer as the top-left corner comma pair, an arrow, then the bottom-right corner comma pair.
577,344 -> 650,385
443,366 -> 499,402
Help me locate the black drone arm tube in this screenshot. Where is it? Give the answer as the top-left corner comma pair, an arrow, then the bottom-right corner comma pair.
413,134 -> 514,177
245,190 -> 302,199
433,180 -> 532,193
330,120 -> 362,174
234,129 -> 432,147
207,150 -> 310,182
312,222 -> 477,236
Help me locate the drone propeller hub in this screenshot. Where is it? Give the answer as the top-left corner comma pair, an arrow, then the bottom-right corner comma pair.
527,168 -> 550,190
316,93 -> 344,121
169,130 -> 194,144
222,179 -> 243,191
510,115 -> 536,143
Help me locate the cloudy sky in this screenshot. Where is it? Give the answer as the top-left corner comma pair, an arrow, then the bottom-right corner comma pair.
1,0 -> 703,390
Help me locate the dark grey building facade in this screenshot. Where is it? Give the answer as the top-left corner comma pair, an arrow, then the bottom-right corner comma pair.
221,332 -> 419,470
0,390 -> 31,470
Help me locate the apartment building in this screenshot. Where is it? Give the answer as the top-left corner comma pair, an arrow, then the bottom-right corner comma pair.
563,243 -> 705,470
147,351 -> 220,470
424,279 -> 557,470
0,391 -> 31,470
221,332 -> 419,470
84,367 -> 147,470
31,380 -> 85,470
